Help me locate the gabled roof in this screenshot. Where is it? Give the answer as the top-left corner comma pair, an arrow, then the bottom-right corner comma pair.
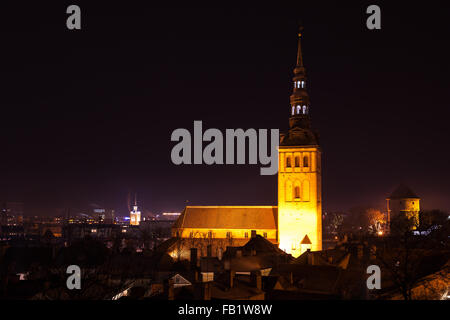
242,235 -> 285,255
173,206 -> 278,230
171,274 -> 192,287
293,250 -> 330,266
301,235 -> 312,244
388,184 -> 420,199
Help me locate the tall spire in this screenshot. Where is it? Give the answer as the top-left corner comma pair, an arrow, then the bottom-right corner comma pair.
289,26 -> 311,129
296,26 -> 304,68
280,26 -> 319,147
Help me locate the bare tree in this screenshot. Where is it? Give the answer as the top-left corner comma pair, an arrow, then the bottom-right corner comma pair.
377,213 -> 449,300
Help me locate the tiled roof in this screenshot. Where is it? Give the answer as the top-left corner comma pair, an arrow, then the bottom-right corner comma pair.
173,206 -> 278,230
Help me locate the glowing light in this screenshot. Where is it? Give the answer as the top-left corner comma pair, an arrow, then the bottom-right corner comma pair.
378,231 -> 383,236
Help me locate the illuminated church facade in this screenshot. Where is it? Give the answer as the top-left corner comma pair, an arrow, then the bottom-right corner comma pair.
172,29 -> 322,258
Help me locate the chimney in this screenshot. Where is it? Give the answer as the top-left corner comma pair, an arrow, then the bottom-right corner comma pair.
251,249 -> 257,256
202,282 -> 211,300
251,230 -> 257,238
306,249 -> 313,265
165,278 -> 174,300
236,249 -> 242,258
289,272 -> 294,285
251,271 -> 262,290
207,244 -> 212,258
218,247 -> 223,261
228,270 -> 235,288
190,248 -> 198,269
224,258 -> 230,270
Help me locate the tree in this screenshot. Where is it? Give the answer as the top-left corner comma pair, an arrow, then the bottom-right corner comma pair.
138,226 -> 152,251
366,208 -> 386,234
323,211 -> 344,236
342,206 -> 386,235
377,212 -> 450,300
418,210 -> 448,232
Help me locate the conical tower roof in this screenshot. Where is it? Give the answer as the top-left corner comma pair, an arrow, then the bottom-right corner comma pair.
388,184 -> 420,199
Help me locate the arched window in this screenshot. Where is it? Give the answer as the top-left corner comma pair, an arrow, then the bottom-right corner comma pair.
301,80 -> 305,88
294,186 -> 300,199
296,81 -> 300,88
292,106 -> 295,115
294,156 -> 300,167
303,156 -> 309,167
303,105 -> 307,114
286,156 -> 291,168
296,105 -> 301,114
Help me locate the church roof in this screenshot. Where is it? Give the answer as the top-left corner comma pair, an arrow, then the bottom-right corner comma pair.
388,184 -> 420,199
173,206 -> 278,230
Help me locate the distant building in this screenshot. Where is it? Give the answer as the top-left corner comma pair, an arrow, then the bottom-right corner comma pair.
0,205 -> 6,226
63,223 -> 121,242
161,212 -> 181,221
92,208 -> 115,224
387,184 -> 420,228
1,202 -> 24,226
130,196 -> 141,226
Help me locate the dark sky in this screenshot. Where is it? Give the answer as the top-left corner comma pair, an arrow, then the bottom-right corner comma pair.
1,1 -> 449,216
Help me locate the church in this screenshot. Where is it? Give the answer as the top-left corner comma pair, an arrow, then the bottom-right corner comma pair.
171,29 -> 322,258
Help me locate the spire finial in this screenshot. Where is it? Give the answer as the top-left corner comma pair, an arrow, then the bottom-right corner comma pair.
296,25 -> 304,68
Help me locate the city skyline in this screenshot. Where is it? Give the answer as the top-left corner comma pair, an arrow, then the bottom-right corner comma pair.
1,3 -> 450,217
1,2 -> 449,304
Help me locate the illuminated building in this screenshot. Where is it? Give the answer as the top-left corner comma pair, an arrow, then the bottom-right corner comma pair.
130,195 -> 141,226
161,212 -> 181,220
1,202 -> 24,226
277,27 -> 322,256
171,28 -> 322,258
386,184 -> 420,228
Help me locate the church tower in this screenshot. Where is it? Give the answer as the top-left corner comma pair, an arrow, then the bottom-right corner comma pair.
130,194 -> 141,226
278,27 -> 322,257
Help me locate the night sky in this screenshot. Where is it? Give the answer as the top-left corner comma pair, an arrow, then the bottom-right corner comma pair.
1,2 -> 449,216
